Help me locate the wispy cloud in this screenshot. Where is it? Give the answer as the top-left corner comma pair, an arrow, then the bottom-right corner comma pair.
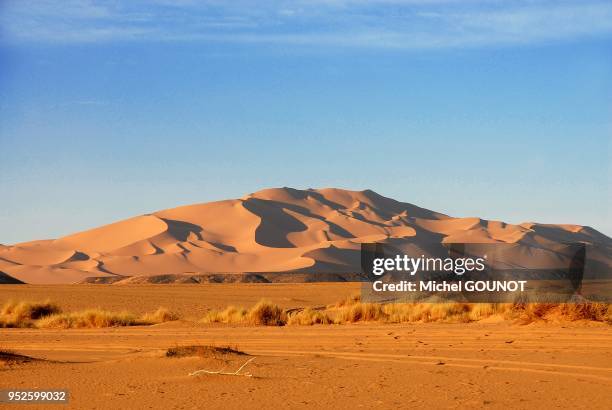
1,0 -> 611,49
64,99 -> 108,106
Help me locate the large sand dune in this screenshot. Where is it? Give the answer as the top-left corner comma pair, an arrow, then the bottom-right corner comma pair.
1,187 -> 610,284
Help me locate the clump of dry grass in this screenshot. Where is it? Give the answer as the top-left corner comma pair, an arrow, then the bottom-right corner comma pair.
36,306 -> 180,329
287,307 -> 333,325
467,303 -> 512,321
0,300 -> 181,329
330,302 -> 473,323
201,306 -> 248,324
166,345 -> 246,359
335,302 -> 387,323
248,299 -> 287,325
140,307 -> 179,324
36,309 -> 142,329
509,302 -> 612,323
201,300 -> 287,326
0,300 -> 61,328
557,303 -> 611,322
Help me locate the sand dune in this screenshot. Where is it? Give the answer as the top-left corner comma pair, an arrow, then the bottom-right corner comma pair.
1,187 -> 610,284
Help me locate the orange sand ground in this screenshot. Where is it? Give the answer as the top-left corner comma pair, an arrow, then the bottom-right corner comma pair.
1,284 -> 611,409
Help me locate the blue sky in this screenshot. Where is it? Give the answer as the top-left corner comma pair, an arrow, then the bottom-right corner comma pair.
0,0 -> 610,244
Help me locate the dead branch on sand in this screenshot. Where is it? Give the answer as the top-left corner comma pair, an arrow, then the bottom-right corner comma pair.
189,357 -> 256,377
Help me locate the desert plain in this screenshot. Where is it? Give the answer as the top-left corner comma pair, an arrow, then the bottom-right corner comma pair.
1,283 -> 611,410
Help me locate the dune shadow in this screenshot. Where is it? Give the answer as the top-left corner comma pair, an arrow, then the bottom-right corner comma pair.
242,198 -> 308,248
161,219 -> 203,242
0,271 -> 24,284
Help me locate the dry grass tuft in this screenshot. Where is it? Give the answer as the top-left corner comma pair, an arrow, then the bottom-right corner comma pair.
467,303 -> 511,321
248,299 -> 287,325
0,300 -> 61,328
329,302 -> 467,323
37,306 -> 181,329
166,345 -> 247,359
200,306 -> 248,324
336,302 -> 387,323
509,302 -> 612,323
287,307 -> 333,325
557,303 -> 611,322
36,309 -> 142,329
201,299 -> 287,326
140,307 -> 179,324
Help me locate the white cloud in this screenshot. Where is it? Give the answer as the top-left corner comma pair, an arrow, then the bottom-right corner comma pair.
1,0 -> 611,48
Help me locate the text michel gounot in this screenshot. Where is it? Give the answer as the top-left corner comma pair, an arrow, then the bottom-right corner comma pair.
370,255 -> 527,293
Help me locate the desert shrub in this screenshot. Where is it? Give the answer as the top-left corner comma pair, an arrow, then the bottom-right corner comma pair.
36,309 -> 141,328
335,302 -> 387,323
331,301 -> 512,324
200,306 -> 248,324
556,303 -> 611,322
248,299 -> 287,326
140,307 -> 179,323
514,303 -> 556,320
0,300 -> 61,328
469,303 -> 514,321
383,303 -> 426,322
200,300 -> 287,326
510,302 -> 612,323
287,308 -> 333,325
426,303 -> 470,322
